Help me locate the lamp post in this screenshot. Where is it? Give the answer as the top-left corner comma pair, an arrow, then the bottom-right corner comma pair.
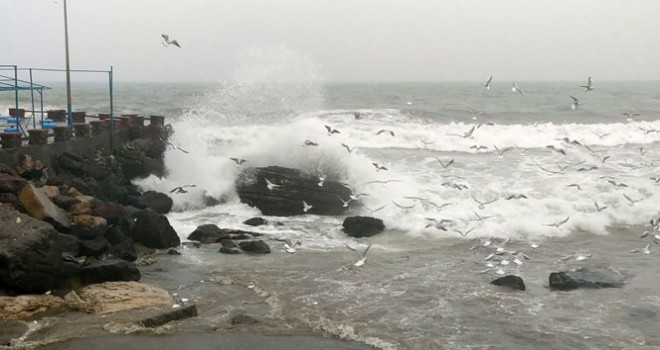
63,0 -> 73,127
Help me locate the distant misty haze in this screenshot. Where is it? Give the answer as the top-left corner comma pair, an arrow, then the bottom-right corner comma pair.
2,0 -> 660,82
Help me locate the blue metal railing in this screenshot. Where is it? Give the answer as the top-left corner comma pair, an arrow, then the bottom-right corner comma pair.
0,65 -> 114,146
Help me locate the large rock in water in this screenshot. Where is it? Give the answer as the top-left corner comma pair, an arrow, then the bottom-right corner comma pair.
0,207 -> 62,293
81,259 -> 141,284
549,267 -> 625,291
343,216 -> 385,237
236,166 -> 353,216
491,275 -> 526,291
136,191 -> 173,214
130,209 -> 180,248
187,224 -> 262,244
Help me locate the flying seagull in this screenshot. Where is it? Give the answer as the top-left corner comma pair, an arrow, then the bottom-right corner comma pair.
270,237 -> 302,254
161,34 -> 181,48
512,82 -> 526,96
303,139 -> 319,147
580,76 -> 594,92
170,185 -> 196,194
483,76 -> 493,90
302,201 -> 313,213
341,143 -> 356,154
544,216 -> 570,228
372,162 -> 388,171
571,96 -> 580,110
346,243 -> 372,267
376,129 -> 395,137
594,201 -> 608,212
159,137 -> 189,154
438,158 -> 454,169
325,125 -> 340,135
230,157 -> 247,166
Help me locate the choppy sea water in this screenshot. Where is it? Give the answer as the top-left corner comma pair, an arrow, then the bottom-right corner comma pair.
3,78 -> 660,349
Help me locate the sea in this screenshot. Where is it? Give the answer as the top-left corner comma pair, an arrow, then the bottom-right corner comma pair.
2,76 -> 660,349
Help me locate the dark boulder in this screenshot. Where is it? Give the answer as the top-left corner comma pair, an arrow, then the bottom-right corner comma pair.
130,209 -> 180,249
343,216 -> 385,238
491,275 -> 526,291
549,267 -> 625,291
56,233 -> 81,256
91,201 -> 125,225
235,166 -> 353,216
81,259 -> 141,284
137,191 -> 173,214
0,172 -> 28,194
238,240 -> 271,254
79,236 -> 110,257
0,193 -> 21,209
53,195 -> 79,211
70,215 -> 108,239
187,224 -> 229,244
139,304 -> 198,328
0,207 -> 61,293
243,217 -> 267,226
167,248 -> 181,255
14,154 -> 48,184
219,239 -> 241,254
115,138 -> 166,179
188,226 -> 262,244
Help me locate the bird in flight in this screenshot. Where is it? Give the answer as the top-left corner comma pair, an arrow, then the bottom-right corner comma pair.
571,96 -> 580,110
580,76 -> 594,92
170,184 -> 196,194
483,76 -> 493,90
161,34 -> 181,48
230,157 -> 247,166
512,82 -> 526,96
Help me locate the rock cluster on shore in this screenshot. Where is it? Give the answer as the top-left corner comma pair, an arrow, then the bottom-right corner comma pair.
0,130 -> 179,298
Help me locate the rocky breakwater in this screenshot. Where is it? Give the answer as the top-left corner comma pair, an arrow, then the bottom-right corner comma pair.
0,129 -> 181,322
235,166 -> 353,216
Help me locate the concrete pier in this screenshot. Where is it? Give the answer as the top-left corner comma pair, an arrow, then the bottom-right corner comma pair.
0,113 -> 165,166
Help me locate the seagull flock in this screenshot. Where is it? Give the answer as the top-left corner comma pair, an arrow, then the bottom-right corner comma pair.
159,74 -> 658,270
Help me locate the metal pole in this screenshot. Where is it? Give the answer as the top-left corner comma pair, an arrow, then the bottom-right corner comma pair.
63,0 -> 73,128
29,68 -> 36,129
13,65 -> 19,131
109,66 -> 114,150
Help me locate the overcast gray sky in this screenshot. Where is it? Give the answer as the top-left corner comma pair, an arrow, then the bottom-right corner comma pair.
2,0 -> 659,82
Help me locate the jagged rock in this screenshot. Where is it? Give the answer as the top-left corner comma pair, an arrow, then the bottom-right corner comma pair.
81,259 -> 141,284
130,209 -> 180,249
40,186 -> 60,200
19,183 -> 71,230
343,216 -> 385,238
188,225 -> 262,244
0,163 -> 17,176
56,233 -> 81,256
0,207 -> 62,293
70,215 -> 108,239
53,195 -> 79,211
238,240 -> 270,254
0,193 -> 21,209
167,249 -> 181,255
136,191 -> 173,214
67,193 -> 96,216
236,166 -> 353,216
140,304 -> 198,328
115,138 -> 166,179
14,154 -> 48,184
79,236 -> 110,257
71,281 -> 172,315
105,227 -> 138,262
549,267 -> 625,291
491,275 -> 526,291
243,217 -> 267,226
0,295 -> 65,320
91,201 -> 124,225
0,320 -> 28,345
219,239 -> 241,254
187,224 -> 228,244
0,172 -> 28,194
